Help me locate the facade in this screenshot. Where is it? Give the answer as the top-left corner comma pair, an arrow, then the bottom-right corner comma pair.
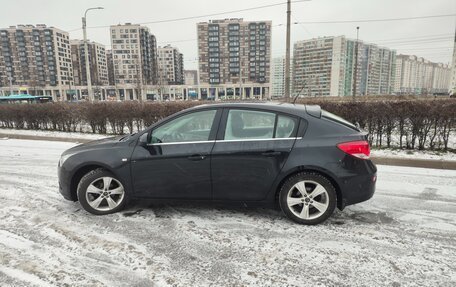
106,49 -> 115,86
157,45 -> 184,85
292,36 -> 396,97
0,24 -> 73,93
184,70 -> 198,85
450,31 -> 456,95
70,40 -> 108,86
197,18 -> 272,96
270,56 -> 292,98
110,23 -> 158,87
394,54 -> 451,95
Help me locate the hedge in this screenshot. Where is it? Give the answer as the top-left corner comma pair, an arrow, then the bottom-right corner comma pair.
0,99 -> 455,151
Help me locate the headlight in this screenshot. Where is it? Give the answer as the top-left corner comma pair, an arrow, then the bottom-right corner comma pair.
59,153 -> 73,166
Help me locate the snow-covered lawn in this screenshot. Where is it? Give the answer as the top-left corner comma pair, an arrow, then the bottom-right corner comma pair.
0,139 -> 455,286
371,148 -> 456,161
0,128 -> 106,141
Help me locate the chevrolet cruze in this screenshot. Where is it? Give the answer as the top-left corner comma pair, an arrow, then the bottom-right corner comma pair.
58,103 -> 377,225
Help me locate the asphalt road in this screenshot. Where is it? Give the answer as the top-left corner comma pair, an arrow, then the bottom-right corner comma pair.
0,139 -> 455,287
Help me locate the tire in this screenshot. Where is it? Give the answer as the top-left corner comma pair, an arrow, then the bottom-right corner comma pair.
77,168 -> 127,215
279,172 -> 337,225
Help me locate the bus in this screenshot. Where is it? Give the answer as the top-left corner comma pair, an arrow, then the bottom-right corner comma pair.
0,94 -> 53,104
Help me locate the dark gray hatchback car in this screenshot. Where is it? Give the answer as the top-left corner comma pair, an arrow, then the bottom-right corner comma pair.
58,103 -> 377,225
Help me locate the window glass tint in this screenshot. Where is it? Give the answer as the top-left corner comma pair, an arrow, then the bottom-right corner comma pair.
276,115 -> 297,138
151,110 -> 216,144
225,109 -> 275,140
321,110 -> 358,131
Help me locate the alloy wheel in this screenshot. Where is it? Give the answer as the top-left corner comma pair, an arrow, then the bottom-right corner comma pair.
85,176 -> 125,212
286,180 -> 330,220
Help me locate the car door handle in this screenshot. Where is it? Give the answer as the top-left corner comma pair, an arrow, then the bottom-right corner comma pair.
187,154 -> 206,161
261,150 -> 281,157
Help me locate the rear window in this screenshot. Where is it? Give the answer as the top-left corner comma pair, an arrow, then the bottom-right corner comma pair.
321,110 -> 359,131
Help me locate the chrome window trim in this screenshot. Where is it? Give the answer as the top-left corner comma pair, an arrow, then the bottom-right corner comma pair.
216,137 -> 301,143
148,140 -> 216,146
148,137 -> 302,146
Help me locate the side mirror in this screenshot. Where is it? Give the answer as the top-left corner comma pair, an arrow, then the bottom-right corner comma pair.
139,132 -> 149,144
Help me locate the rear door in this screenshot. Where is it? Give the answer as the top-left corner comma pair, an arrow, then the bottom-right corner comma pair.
211,108 -> 299,201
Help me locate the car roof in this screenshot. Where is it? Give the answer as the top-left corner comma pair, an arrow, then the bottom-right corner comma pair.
190,102 -> 321,118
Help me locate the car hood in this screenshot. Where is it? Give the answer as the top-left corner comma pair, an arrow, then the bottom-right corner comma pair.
62,135 -> 125,155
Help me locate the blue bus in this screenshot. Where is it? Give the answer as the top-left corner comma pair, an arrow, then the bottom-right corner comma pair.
0,94 -> 53,104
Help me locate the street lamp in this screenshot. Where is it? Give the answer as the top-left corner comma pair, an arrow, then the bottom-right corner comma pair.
82,7 -> 104,102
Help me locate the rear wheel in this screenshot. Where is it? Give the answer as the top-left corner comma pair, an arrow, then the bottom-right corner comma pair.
77,169 -> 127,215
279,172 -> 336,225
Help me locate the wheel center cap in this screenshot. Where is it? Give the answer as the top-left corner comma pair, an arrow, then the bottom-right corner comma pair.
305,198 -> 310,203
103,192 -> 108,196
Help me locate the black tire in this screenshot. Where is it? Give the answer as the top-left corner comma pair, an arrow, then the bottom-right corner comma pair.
77,168 -> 127,215
279,172 -> 337,225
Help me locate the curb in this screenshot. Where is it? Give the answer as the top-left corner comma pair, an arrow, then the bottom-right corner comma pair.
1,132 -> 455,170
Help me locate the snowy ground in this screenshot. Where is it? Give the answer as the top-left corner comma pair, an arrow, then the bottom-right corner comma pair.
0,139 -> 455,287
0,128 -> 105,141
371,148 -> 456,161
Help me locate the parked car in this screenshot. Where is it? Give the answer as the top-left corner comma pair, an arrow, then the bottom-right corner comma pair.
58,103 -> 377,225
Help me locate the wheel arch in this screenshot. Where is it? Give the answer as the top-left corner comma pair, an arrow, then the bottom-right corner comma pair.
273,166 -> 345,210
69,163 -> 116,201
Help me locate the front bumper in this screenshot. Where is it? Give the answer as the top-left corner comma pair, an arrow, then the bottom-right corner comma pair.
58,162 -> 75,201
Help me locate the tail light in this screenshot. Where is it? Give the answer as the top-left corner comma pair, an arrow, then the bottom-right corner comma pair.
337,140 -> 370,159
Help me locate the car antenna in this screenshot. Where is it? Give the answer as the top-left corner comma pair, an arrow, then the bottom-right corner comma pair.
292,80 -> 307,105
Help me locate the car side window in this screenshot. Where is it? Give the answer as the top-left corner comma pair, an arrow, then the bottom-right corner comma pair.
276,115 -> 297,138
225,109 -> 275,140
150,110 -> 217,144
224,109 -> 298,140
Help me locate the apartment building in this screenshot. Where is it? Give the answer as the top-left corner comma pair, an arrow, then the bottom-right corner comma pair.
450,31 -> 456,95
70,40 -> 108,86
394,54 -> 451,95
157,45 -> 184,85
110,23 -> 158,86
197,18 -> 272,86
270,56 -> 292,98
106,49 -> 115,86
293,36 -> 344,97
292,36 -> 396,97
0,24 -> 73,90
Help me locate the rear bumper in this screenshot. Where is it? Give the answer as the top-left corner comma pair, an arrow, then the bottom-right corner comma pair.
338,160 -> 377,208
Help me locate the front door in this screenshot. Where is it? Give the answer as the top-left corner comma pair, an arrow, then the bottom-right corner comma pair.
131,108 -> 221,199
211,108 -> 299,201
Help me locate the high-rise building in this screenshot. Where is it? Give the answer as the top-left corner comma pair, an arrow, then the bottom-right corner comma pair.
270,56 -> 292,98
110,23 -> 158,86
0,24 -> 73,90
184,70 -> 198,85
197,18 -> 272,85
157,45 -> 184,85
106,49 -> 115,86
394,54 -> 451,95
70,40 -> 108,86
450,31 -> 456,95
292,36 -> 396,97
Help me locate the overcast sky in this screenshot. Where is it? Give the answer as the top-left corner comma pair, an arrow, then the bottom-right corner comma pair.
1,0 -> 455,69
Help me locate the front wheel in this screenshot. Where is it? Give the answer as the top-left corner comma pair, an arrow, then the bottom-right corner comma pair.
279,172 -> 337,225
77,168 -> 127,215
